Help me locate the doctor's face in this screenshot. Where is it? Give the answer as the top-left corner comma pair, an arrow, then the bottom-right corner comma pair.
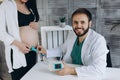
72,13 -> 92,37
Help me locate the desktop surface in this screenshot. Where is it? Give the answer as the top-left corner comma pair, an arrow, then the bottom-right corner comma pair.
21,61 -> 120,80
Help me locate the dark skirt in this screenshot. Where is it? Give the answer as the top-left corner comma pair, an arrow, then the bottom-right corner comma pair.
10,49 -> 37,80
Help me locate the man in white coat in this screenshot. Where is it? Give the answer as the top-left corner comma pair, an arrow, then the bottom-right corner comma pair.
39,8 -> 109,78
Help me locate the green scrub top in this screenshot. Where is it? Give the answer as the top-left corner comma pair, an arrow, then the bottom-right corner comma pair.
71,37 -> 84,65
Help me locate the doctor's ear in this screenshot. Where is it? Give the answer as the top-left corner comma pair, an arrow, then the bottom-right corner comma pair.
89,21 -> 92,28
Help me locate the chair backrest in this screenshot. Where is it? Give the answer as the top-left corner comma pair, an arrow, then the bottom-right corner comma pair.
40,25 -> 72,49
107,45 -> 112,67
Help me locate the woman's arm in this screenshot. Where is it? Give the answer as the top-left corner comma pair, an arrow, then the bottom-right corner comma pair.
26,0 -> 40,22
11,40 -> 30,54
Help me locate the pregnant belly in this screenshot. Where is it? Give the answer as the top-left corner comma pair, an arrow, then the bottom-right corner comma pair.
19,26 -> 39,47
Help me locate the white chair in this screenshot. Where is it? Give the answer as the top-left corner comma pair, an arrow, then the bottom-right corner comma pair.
38,25 -> 72,61
40,25 -> 72,49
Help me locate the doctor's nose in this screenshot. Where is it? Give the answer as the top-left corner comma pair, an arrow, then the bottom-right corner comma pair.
76,22 -> 82,28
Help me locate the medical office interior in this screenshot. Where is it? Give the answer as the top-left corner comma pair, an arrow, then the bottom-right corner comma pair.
0,0 -> 120,80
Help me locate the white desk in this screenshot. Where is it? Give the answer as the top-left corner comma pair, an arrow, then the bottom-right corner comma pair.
21,62 -> 120,80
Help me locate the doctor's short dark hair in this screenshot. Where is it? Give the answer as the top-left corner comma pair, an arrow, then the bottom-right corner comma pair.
71,8 -> 92,22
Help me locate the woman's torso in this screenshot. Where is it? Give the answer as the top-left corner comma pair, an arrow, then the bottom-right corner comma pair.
17,5 -> 38,47
19,26 -> 39,47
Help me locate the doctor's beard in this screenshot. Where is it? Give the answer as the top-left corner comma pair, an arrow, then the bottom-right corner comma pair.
73,26 -> 89,37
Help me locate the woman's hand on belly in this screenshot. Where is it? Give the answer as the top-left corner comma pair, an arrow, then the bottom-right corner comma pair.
29,22 -> 39,30
12,40 -> 30,54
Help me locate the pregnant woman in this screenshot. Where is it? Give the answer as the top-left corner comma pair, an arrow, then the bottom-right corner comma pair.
0,0 -> 40,80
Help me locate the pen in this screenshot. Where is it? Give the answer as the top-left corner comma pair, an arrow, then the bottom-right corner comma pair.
59,52 -> 63,61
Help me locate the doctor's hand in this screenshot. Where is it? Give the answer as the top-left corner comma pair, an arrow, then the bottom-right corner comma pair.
37,45 -> 47,54
55,62 -> 77,76
29,22 -> 39,30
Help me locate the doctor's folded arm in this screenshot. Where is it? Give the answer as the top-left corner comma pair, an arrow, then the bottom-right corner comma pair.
38,8 -> 109,79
